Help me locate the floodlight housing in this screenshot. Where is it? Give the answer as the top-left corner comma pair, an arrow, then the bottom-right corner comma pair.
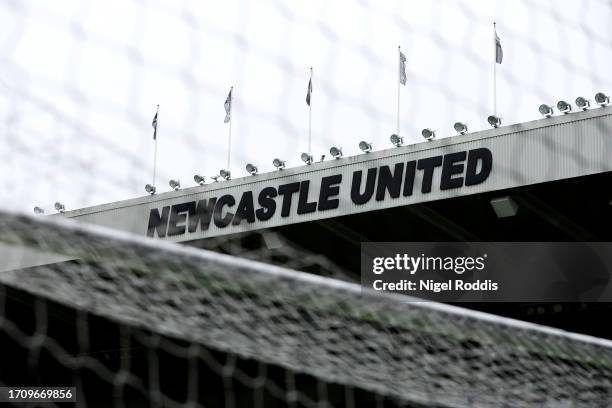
390,134 -> 403,147
301,152 -> 313,165
54,202 -> 65,213
246,163 -> 258,175
359,141 -> 372,153
595,92 -> 610,106
193,174 -> 206,185
273,158 -> 285,170
33,206 -> 44,215
557,100 -> 572,114
145,184 -> 156,195
169,179 -> 181,190
453,122 -> 468,135
211,175 -> 221,182
575,97 -> 590,110
539,104 -> 554,118
219,169 -> 231,180
329,146 -> 343,159
487,115 -> 501,128
421,128 -> 436,141
490,196 -> 519,218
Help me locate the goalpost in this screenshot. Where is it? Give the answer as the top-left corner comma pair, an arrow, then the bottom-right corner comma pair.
0,210 -> 611,407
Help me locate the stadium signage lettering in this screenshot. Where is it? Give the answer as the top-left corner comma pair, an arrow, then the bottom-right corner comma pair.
147,148 -> 492,238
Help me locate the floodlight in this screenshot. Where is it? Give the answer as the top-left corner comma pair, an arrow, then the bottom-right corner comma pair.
219,169 -> 231,180
421,128 -> 436,141
557,100 -> 572,114
273,158 -> 285,170
145,184 -> 156,195
33,206 -> 44,215
211,175 -> 221,182
169,179 -> 181,190
575,97 -> 590,110
359,141 -> 372,153
329,146 -> 343,159
539,104 -> 554,118
246,163 -> 258,175
490,196 -> 519,218
301,152 -> 313,165
390,134 -> 403,147
193,174 -> 206,185
453,122 -> 468,135
54,202 -> 65,213
595,92 -> 610,106
261,231 -> 283,249
487,115 -> 501,128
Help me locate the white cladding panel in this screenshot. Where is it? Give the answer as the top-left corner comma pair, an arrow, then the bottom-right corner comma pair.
59,108 -> 612,242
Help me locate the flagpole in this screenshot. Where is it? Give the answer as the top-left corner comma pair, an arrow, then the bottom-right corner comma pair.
308,67 -> 313,155
397,46 -> 401,136
493,22 -> 497,117
153,104 -> 159,187
227,86 -> 233,170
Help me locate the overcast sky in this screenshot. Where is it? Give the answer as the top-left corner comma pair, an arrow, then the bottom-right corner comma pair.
1,0 -> 611,212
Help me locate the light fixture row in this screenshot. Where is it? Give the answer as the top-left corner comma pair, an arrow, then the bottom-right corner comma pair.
33,202 -> 65,215
141,91 -> 609,195
540,93 -> 609,118
152,123 -> 467,193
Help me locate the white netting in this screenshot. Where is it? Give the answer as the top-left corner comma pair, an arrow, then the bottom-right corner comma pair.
0,210 -> 612,407
2,1 -> 612,406
1,0 -> 612,211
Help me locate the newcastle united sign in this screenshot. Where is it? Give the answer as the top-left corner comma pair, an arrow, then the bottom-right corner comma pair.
147,148 -> 492,238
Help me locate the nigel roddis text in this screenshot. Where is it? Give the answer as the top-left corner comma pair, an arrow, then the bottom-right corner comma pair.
147,148 -> 492,238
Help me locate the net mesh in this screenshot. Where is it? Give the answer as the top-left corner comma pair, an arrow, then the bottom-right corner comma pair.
3,0 -> 612,406
1,210 -> 612,407
1,0 -> 612,211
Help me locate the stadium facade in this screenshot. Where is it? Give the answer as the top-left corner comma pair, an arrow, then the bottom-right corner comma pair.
56,107 -> 612,243
42,106 -> 612,337
3,107 -> 612,407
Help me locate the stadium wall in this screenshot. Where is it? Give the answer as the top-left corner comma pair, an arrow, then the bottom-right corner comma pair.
54,108 -> 612,242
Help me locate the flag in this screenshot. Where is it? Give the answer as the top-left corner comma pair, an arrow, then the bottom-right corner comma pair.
224,88 -> 232,123
151,108 -> 158,140
495,28 -> 503,64
306,77 -> 312,106
399,50 -> 407,85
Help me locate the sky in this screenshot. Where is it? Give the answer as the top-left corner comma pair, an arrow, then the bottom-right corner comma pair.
0,0 -> 611,212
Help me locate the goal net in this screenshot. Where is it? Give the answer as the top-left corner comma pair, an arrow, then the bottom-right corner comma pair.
2,0 -> 612,406
1,210 -> 612,407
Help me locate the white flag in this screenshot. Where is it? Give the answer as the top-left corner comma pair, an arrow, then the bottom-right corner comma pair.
399,51 -> 407,85
495,29 -> 503,64
224,88 -> 232,123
